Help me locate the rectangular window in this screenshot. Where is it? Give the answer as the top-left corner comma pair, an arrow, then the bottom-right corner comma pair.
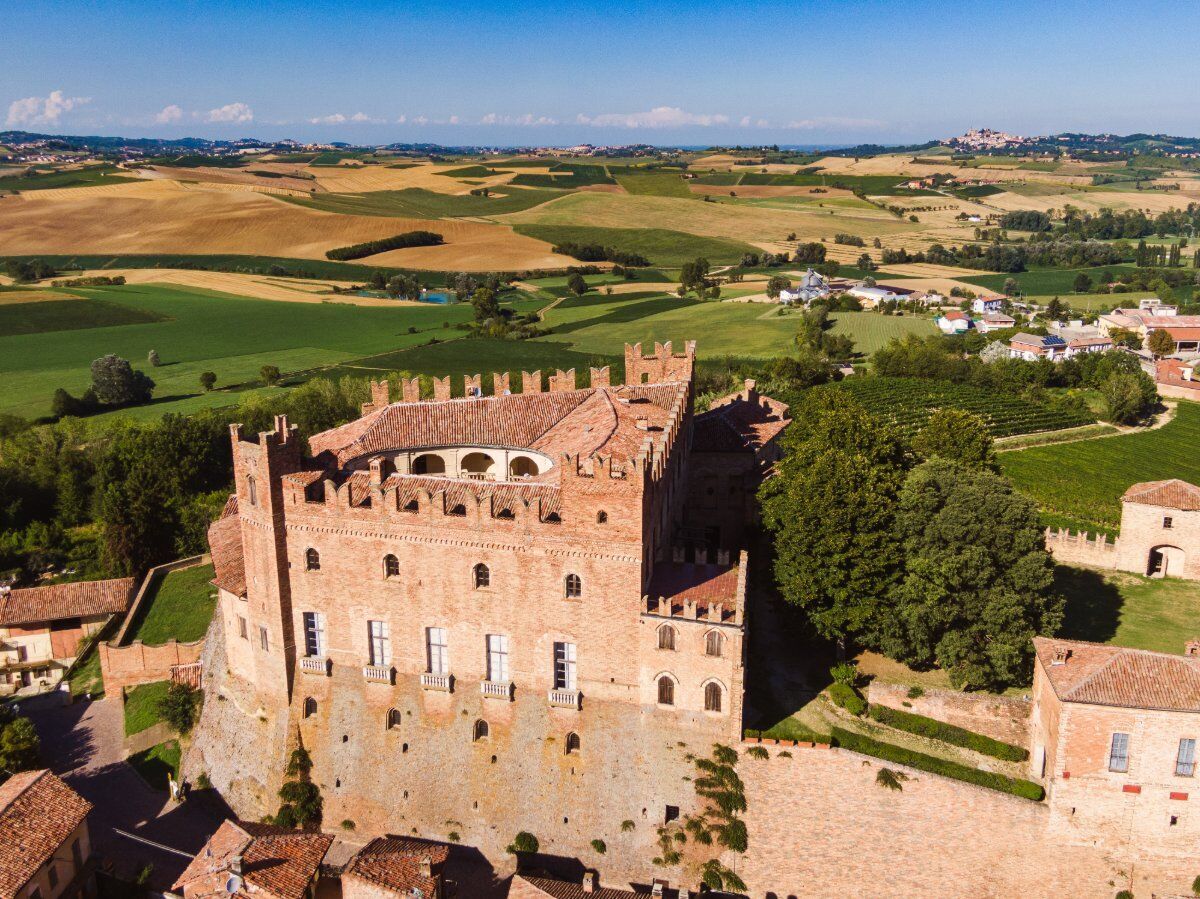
71,839 -> 82,871
48,863 -> 58,889
426,627 -> 448,675
238,616 -> 248,641
259,626 -> 270,652
368,620 -> 390,667
1164,516 -> 1174,529
487,634 -> 510,683
302,612 -> 324,656
1177,738 -> 1196,777
1108,732 -> 1130,772
553,641 -> 577,691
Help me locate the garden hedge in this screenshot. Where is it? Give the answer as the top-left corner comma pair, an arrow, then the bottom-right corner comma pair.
829,682 -> 867,716
869,704 -> 1030,762
831,727 -> 1044,801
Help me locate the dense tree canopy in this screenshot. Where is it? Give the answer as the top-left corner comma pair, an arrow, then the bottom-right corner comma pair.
912,409 -> 998,472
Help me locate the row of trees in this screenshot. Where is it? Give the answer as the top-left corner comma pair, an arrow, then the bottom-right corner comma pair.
52,355 -> 156,419
761,394 -> 1062,689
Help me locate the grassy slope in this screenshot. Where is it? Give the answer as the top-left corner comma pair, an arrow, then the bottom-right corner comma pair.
512,223 -> 758,267
0,297 -> 167,335
0,283 -> 484,419
1001,400 -> 1200,531
124,681 -> 170,735
124,563 -> 217,645
0,165 -> 139,192
614,172 -> 694,198
960,265 -> 1138,296
282,187 -> 564,219
128,740 -> 180,790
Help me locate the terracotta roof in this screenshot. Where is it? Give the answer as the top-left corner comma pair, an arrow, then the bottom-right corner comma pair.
1068,336 -> 1113,348
0,770 -> 92,899
173,821 -> 332,899
697,389 -> 789,454
982,313 -> 1015,323
343,836 -> 449,896
1156,359 -> 1200,391
649,562 -> 740,619
510,874 -> 642,899
1034,638 -> 1200,712
207,508 -> 246,598
0,578 -> 134,627
308,383 -> 688,468
943,311 -> 970,321
1122,479 -> 1200,511
1157,327 -> 1200,341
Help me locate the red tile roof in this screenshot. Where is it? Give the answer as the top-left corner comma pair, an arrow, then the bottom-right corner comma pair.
0,770 -> 92,899
0,578 -> 134,627
510,875 -> 642,899
1157,327 -> 1200,342
173,821 -> 332,899
1156,359 -> 1200,392
343,836 -> 449,896
1034,637 -> 1200,712
207,506 -> 246,598
649,562 -> 740,619
1122,479 -> 1200,511
697,388 -> 790,454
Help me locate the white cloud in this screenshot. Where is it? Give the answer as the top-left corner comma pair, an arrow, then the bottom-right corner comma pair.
5,90 -> 91,127
205,102 -> 254,123
784,116 -> 883,130
480,112 -> 558,126
447,115 -> 460,125
308,111 -> 384,125
411,115 -> 429,126
396,115 -> 407,124
155,104 -> 183,124
310,113 -> 347,125
576,106 -> 729,129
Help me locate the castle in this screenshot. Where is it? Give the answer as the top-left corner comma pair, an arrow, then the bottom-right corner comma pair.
191,342 -> 790,873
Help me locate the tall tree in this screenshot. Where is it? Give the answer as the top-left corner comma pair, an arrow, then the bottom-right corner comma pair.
760,393 -> 910,642
912,409 -> 998,472
90,355 -> 155,406
881,459 -> 1064,690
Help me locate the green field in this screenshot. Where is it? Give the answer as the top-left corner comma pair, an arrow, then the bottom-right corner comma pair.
0,164 -> 139,192
961,265 -> 1138,296
512,224 -> 758,266
284,186 -> 563,219
0,297 -> 168,335
124,562 -> 217,645
1057,566 -> 1200,655
820,376 -> 1096,438
510,163 -> 615,189
0,283 -> 489,419
1001,400 -> 1200,531
124,681 -> 170,735
434,165 -> 510,178
738,172 -> 939,196
615,172 -> 694,198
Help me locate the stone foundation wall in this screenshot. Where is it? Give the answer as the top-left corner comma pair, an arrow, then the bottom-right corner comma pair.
867,682 -> 1031,747
1044,528 -> 1119,569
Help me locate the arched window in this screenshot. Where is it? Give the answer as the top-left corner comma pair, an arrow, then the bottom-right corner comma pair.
386,708 -> 402,731
566,732 -> 581,754
705,681 -> 723,713
509,456 -> 537,478
596,511 -> 608,524
412,454 -> 446,475
565,573 -> 582,599
705,630 -> 723,658
657,676 -> 675,706
305,548 -> 320,571
247,475 -> 257,507
658,625 -> 676,651
473,563 -> 490,589
473,719 -> 489,742
303,697 -> 317,718
383,554 -> 400,579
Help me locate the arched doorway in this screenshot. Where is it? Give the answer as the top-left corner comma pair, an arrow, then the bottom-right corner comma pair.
412,453 -> 446,475
509,455 -> 538,478
1148,545 -> 1186,578
460,452 -> 495,480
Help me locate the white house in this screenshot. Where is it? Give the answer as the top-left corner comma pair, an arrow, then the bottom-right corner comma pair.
848,284 -> 912,309
972,296 -> 1005,314
1066,336 -> 1114,356
937,310 -> 974,334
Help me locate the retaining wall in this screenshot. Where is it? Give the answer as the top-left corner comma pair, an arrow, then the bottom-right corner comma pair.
866,681 -> 1031,747
1044,527 -> 1119,569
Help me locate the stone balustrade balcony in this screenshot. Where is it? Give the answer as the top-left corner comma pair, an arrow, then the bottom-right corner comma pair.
548,688 -> 581,710
300,656 -> 331,676
420,671 -> 454,692
363,664 -> 394,685
480,680 -> 514,701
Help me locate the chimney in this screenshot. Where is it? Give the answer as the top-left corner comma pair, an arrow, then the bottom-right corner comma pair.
418,856 -> 432,879
635,416 -> 649,431
230,856 -> 244,876
651,881 -> 666,897
743,378 -> 757,401
1051,646 -> 1072,666
1187,640 -> 1200,657
582,870 -> 597,893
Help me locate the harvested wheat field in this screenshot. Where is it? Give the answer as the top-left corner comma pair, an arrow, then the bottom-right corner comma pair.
0,289 -> 78,304
61,269 -> 414,305
0,189 -> 562,270
500,191 -> 921,248
7,177 -> 183,202
144,165 -> 317,194
307,161 -> 550,194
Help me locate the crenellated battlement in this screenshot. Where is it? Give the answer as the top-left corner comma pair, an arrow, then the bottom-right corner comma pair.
624,340 -> 696,386
642,549 -> 748,626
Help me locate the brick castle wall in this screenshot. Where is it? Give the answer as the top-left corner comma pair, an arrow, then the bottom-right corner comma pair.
867,681 -> 1031,747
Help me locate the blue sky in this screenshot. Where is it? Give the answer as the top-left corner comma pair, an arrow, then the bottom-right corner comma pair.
5,0 -> 1200,146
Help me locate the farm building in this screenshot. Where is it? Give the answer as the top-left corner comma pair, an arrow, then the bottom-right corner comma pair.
778,268 -> 831,305
1099,307 -> 1200,351
937,310 -> 974,334
1156,358 -> 1200,400
1066,335 -> 1114,356
848,284 -> 913,309
978,312 -> 1017,333
0,578 -> 134,696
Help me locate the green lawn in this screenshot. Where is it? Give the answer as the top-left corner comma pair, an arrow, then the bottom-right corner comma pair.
128,740 -> 180,791
283,187 -> 564,219
1001,400 -> 1200,532
68,639 -> 105,699
1056,565 -> 1200,655
512,224 -> 759,267
124,681 -> 170,735
0,283 -> 485,419
124,563 -> 216,646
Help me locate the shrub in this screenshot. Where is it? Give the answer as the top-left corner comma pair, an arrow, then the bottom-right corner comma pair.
876,767 -> 908,791
746,746 -> 769,759
828,682 -> 867,716
829,662 -> 858,687
868,705 -> 1029,762
507,831 -> 539,854
1115,892 -> 1133,899
1192,874 -> 1200,896
590,839 -> 606,854
196,771 -> 211,790
906,685 -> 925,699
621,819 -> 636,832
156,682 -> 201,735
831,727 -> 1044,801
326,230 -> 443,261
341,819 -> 356,830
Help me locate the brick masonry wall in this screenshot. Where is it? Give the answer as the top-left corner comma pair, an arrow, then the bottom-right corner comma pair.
867,682 -> 1031,747
1115,502 -> 1200,580
1044,528 -> 1120,569
99,639 -> 204,695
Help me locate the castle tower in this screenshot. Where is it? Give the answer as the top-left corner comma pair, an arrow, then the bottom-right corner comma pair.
624,341 -> 697,385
